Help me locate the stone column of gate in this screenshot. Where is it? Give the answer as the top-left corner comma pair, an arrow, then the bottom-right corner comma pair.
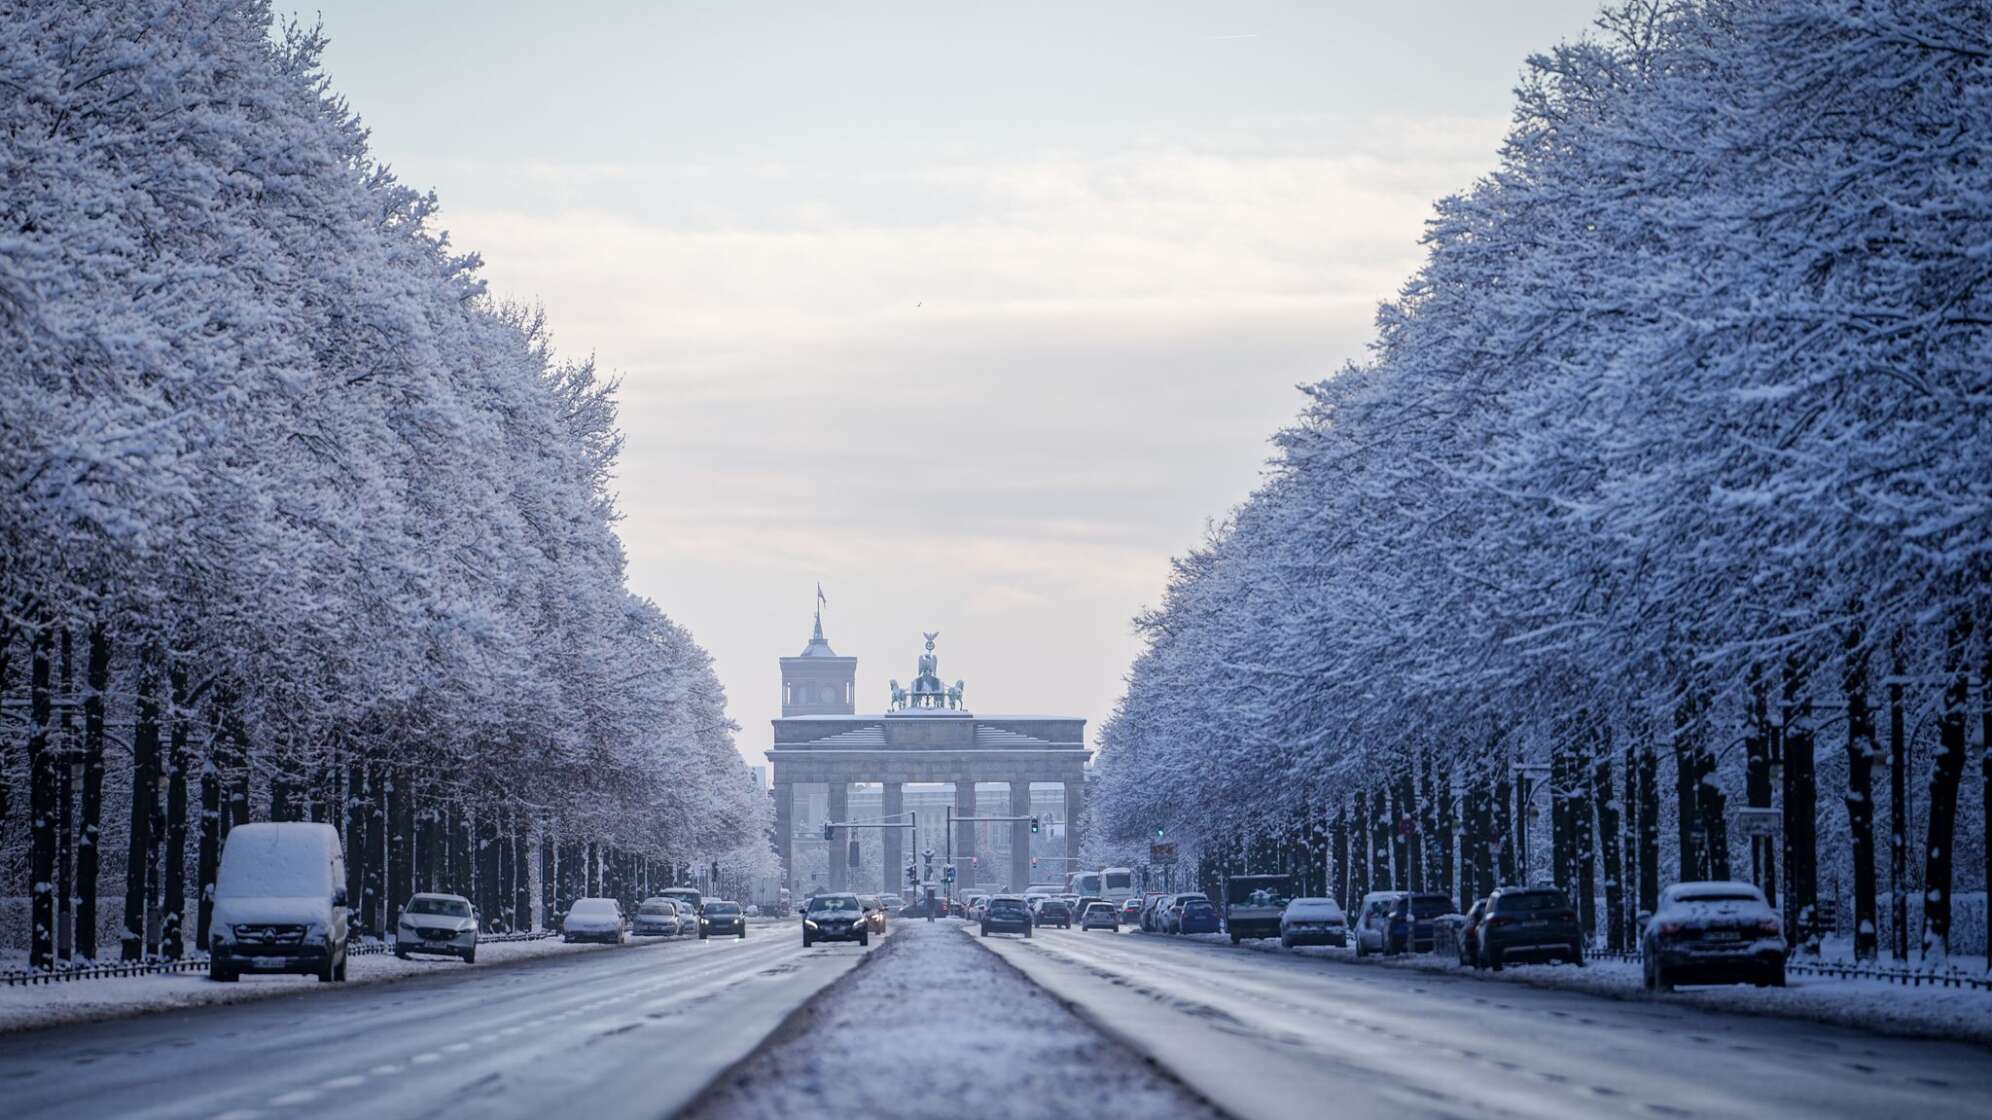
827,781 -> 849,892
1010,779 -> 1032,891
882,782 -> 904,896
774,781 -> 795,899
955,778 -> 978,889
1064,780 -> 1084,865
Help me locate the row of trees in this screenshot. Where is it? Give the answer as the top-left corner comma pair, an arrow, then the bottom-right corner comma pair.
1096,0 -> 1991,963
0,0 -> 771,968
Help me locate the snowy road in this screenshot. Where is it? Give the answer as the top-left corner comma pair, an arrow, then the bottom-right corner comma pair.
0,925 -> 870,1120
980,927 -> 1992,1120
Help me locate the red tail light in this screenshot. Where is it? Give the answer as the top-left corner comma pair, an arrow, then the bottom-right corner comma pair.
1556,911 -> 1577,923
1658,921 -> 1684,936
1757,918 -> 1780,935
1484,914 -> 1510,927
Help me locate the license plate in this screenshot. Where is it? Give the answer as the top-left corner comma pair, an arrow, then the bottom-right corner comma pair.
1524,919 -> 1548,926
1705,931 -> 1741,941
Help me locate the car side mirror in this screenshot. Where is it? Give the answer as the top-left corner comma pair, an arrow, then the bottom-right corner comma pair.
332,887 -> 348,908
1636,909 -> 1652,931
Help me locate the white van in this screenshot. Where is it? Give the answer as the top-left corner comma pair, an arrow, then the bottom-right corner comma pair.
209,822 -> 351,982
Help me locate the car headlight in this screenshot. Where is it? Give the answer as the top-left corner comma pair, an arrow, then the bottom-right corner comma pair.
804,919 -> 818,929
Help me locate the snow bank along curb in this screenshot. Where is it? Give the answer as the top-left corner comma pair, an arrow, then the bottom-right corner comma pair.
0,931 -> 668,1035
680,920 -> 1226,1120
1164,931 -> 1992,1048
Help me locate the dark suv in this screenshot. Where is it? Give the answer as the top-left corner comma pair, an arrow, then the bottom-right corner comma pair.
981,895 -> 1034,938
1034,899 -> 1072,929
1475,886 -> 1583,969
1388,893 -> 1456,954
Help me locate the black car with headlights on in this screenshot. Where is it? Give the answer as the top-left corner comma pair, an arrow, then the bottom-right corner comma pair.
802,893 -> 869,946
701,899 -> 747,939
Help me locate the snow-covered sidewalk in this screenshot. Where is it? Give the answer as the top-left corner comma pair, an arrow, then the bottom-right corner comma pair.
0,934 -> 669,1034
1170,931 -> 1992,1046
680,920 -> 1223,1120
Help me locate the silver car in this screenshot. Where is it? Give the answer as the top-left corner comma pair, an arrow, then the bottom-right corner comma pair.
633,896 -> 688,937
395,893 -> 479,963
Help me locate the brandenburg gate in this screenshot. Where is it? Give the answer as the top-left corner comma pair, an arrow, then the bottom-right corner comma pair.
768,613 -> 1088,896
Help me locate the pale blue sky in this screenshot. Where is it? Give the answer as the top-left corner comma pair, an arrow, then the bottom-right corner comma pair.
283,1 -> 1605,768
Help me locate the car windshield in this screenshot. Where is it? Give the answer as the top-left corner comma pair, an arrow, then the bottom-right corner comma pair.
1675,891 -> 1760,904
1041,901 -> 1068,912
638,902 -> 675,915
408,897 -> 471,917
1410,895 -> 1452,919
1086,904 -> 1114,916
571,899 -> 615,916
1181,901 -> 1214,913
1494,891 -> 1567,913
706,903 -> 740,915
810,895 -> 859,913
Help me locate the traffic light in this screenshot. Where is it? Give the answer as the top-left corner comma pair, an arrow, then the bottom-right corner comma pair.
1030,857 -> 1039,868
822,821 -> 833,841
907,865 -> 919,883
944,864 -> 956,883
1030,816 -> 1040,834
1155,826 -> 1166,840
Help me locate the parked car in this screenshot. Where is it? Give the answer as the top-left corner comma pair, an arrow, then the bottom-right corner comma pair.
1137,892 -> 1170,931
1079,901 -> 1120,932
1175,897 -> 1222,935
563,897 -> 629,944
803,892 -> 869,946
1387,892 -> 1457,954
1159,892 -> 1210,934
1279,897 -> 1347,948
1457,899 -> 1488,966
208,822 -> 351,983
1223,875 -> 1294,943
963,894 -> 991,922
1475,886 -> 1583,969
859,895 -> 888,935
633,897 -> 687,937
1352,891 -> 1406,957
1119,896 -> 1145,923
1034,898 -> 1073,929
1643,881 -> 1785,990
701,899 -> 748,939
396,892 -> 479,962
982,895 -> 1034,938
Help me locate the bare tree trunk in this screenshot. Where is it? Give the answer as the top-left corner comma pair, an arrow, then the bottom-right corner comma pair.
161,659 -> 190,959
1434,759 -> 1455,907
1595,735 -> 1624,952
1843,625 -> 1879,960
1884,634 -> 1910,961
123,642 -> 160,961
1496,769 -> 1517,885
76,623 -> 108,961
196,705 -> 225,951
1921,615 -> 1973,961
1369,784 -> 1391,891
56,629 -> 74,962
1350,790 -> 1368,899
512,815 -> 531,931
1674,689 -> 1701,882
1746,672 -> 1776,906
1637,732 -> 1660,915
479,808 -> 502,926
28,619 -> 56,970
364,762 -> 385,937
387,766 -> 412,933
1332,804 -> 1351,906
